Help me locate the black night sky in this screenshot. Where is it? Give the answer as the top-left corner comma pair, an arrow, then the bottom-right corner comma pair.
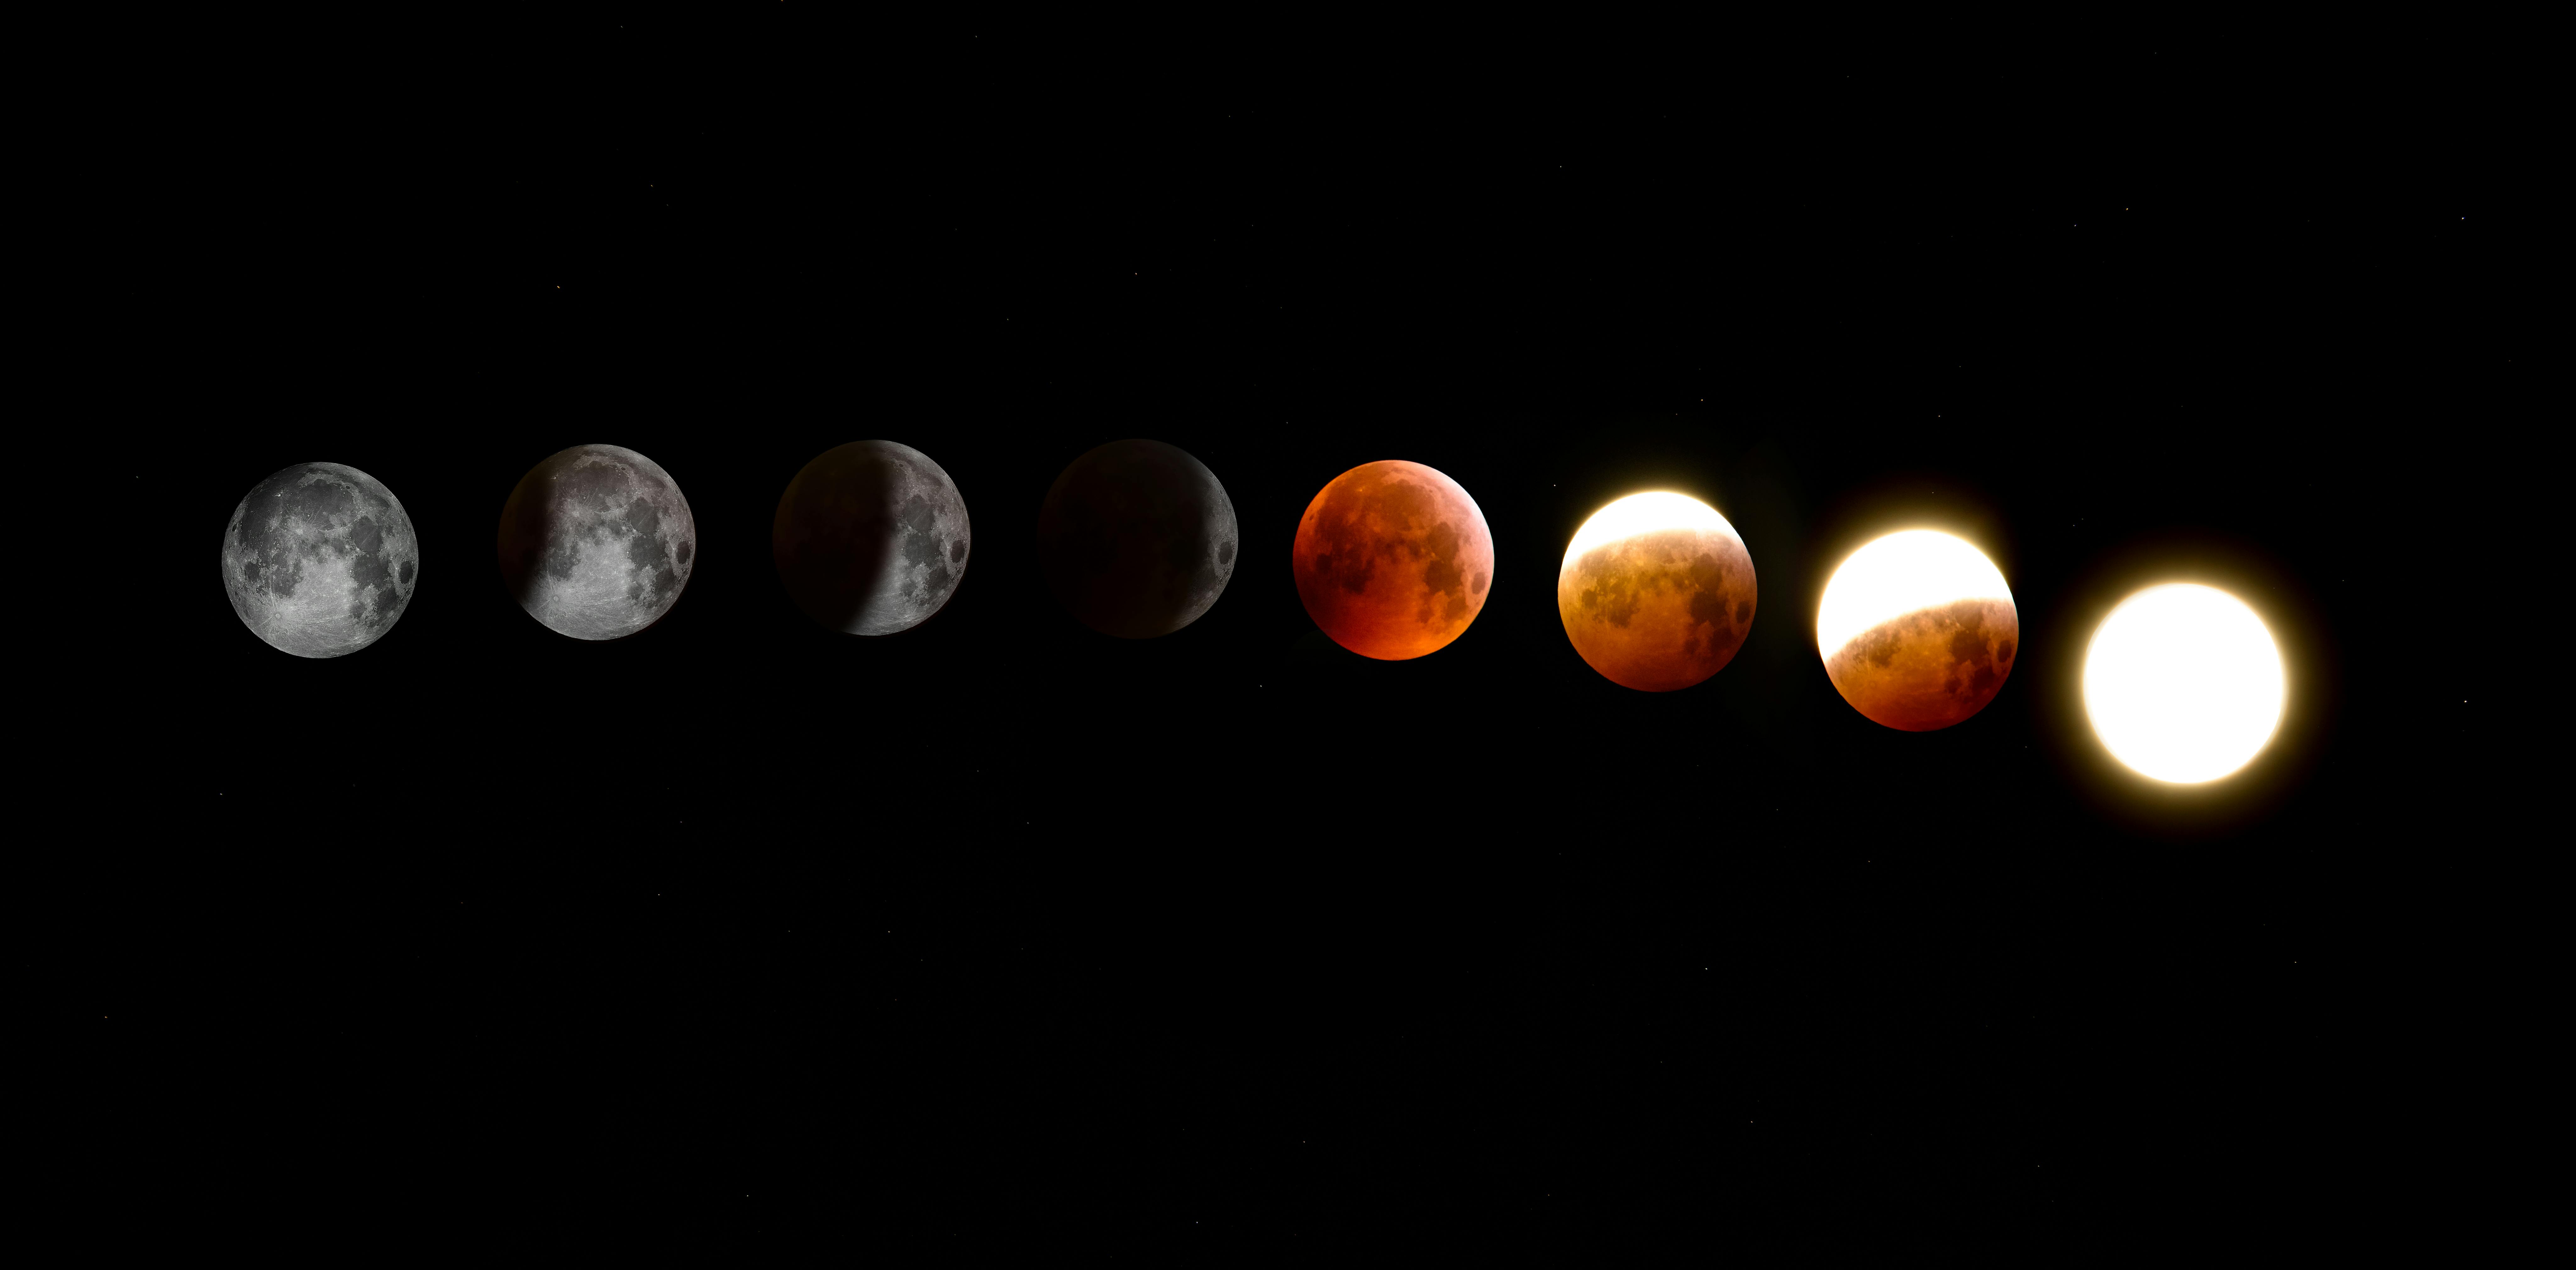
85,14 -> 2524,1252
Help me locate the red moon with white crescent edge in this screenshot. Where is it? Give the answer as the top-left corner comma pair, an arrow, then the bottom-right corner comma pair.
1816,530 -> 2019,731
1291,460 -> 1494,660
1557,492 -> 1757,692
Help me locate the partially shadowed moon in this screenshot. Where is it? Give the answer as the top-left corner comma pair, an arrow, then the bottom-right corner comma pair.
221,462 -> 419,658
1817,530 -> 2018,731
497,444 -> 697,641
1291,460 -> 1493,661
1557,492 -> 1756,692
1036,439 -> 1239,639
773,440 -> 970,636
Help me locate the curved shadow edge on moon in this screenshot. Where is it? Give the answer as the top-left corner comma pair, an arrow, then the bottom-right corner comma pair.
497,445 -> 697,641
1035,439 -> 1239,639
773,440 -> 971,636
221,463 -> 419,658
1557,527 -> 1756,692
1823,597 -> 2019,730
1291,461 -> 1493,661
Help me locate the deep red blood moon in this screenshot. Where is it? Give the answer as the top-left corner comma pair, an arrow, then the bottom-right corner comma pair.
1291,461 -> 1494,660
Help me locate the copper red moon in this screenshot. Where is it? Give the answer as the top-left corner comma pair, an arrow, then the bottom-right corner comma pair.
1822,599 -> 2019,731
1291,460 -> 1493,661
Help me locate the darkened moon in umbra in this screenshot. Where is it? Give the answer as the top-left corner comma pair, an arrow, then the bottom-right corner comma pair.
1291,460 -> 1493,660
772,440 -> 969,636
497,444 -> 697,641
1557,492 -> 1756,692
1036,439 -> 1239,639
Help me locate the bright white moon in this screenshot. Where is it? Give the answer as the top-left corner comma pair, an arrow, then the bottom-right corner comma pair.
2083,583 -> 2285,783
1561,491 -> 1738,561
1814,529 -> 2013,657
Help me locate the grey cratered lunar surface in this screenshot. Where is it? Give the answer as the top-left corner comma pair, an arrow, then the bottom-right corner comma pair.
772,440 -> 971,636
496,444 -> 697,641
1036,438 -> 1238,639
221,463 -> 419,658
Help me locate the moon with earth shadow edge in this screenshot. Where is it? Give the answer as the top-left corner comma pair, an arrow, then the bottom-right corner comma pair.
1291,460 -> 1494,661
772,440 -> 971,636
1556,491 -> 1757,691
497,444 -> 697,641
1816,529 -> 2019,731
1036,439 -> 1239,639
220,462 -> 419,658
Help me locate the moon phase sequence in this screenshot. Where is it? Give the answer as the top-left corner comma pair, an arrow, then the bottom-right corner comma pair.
1292,460 -> 1493,660
212,444 -> 2295,789
773,440 -> 970,636
221,463 -> 419,658
497,445 -> 698,641
1557,492 -> 1756,691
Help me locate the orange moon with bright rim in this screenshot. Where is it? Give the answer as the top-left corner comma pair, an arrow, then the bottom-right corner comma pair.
1557,492 -> 1757,692
1816,530 -> 2019,731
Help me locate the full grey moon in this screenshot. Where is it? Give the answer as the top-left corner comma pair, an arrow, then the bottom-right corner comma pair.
221,462 -> 419,658
496,444 -> 697,641
772,440 -> 971,636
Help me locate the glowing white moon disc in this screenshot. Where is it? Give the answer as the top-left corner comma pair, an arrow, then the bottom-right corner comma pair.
2083,583 -> 2285,783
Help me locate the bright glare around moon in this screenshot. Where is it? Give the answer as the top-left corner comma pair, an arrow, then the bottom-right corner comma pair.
1815,530 -> 2013,657
2083,583 -> 2285,783
1561,491 -> 1736,559
1814,530 -> 2019,731
1556,492 -> 1757,692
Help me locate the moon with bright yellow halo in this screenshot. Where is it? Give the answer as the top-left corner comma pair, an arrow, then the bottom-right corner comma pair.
1557,492 -> 1757,692
2083,583 -> 2284,783
1817,530 -> 2018,730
